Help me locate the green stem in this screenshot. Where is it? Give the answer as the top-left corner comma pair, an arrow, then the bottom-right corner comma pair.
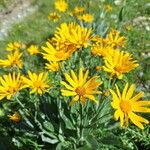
79,103 -> 84,143
15,96 -> 30,116
57,98 -> 64,139
108,77 -> 112,89
111,78 -> 117,87
15,96 -> 24,108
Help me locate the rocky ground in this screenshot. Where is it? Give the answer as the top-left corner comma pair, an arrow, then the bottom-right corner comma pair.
0,0 -> 37,39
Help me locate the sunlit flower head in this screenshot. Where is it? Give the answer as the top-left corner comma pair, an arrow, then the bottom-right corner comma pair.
96,66 -> 103,71
103,50 -> 139,79
79,13 -> 94,23
110,83 -> 150,129
48,12 -> 60,22
6,42 -> 21,51
0,50 -> 23,69
55,0 -> 68,12
6,42 -> 25,51
71,6 -> 85,16
8,112 -> 21,123
42,42 -> 73,62
106,29 -> 127,48
0,72 -> 23,100
22,71 -> 51,95
61,68 -> 102,105
27,45 -> 39,55
91,40 -> 115,57
53,22 -> 92,50
91,35 -> 103,43
45,61 -> 60,72
105,4 -> 113,12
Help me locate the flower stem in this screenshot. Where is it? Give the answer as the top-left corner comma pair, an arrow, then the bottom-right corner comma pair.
15,96 -> 24,108
15,96 -> 30,116
79,103 -> 84,145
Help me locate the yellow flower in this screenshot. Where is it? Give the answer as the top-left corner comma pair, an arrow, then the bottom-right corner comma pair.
104,90 -> 110,97
61,68 -> 102,105
91,40 -> 114,57
48,12 -> 60,22
96,66 -> 103,71
53,22 -> 92,50
22,71 -> 51,95
71,6 -> 85,16
103,50 -> 139,79
55,0 -> 68,12
80,13 -> 94,23
45,61 -> 60,72
0,50 -> 23,69
6,42 -> 25,51
41,42 -> 73,62
124,24 -> 132,31
106,29 -> 127,48
91,35 -> 103,43
27,45 -> 39,55
8,112 -> 21,123
0,72 -> 23,100
110,83 -> 150,129
105,4 -> 113,12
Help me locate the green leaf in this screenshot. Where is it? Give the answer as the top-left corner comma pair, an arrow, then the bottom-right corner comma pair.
118,7 -> 124,22
41,134 -> 58,144
100,133 -> 122,147
56,141 -> 71,150
43,121 -> 54,132
98,114 -> 112,125
86,134 -> 99,149
77,145 -> 91,150
61,113 -> 75,130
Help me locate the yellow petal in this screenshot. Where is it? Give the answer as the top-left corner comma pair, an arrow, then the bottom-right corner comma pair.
119,111 -> 124,128
110,89 -> 120,109
85,94 -> 98,104
115,84 -> 121,99
70,70 -> 78,83
122,83 -> 128,100
38,72 -> 44,81
0,95 -> 5,100
78,68 -> 83,86
114,109 -> 121,121
130,92 -> 144,102
92,91 -> 102,94
28,71 -> 34,81
61,89 -> 76,96
117,73 -> 123,79
69,95 -> 79,106
60,81 -> 74,90
80,96 -> 86,105
126,84 -> 135,100
64,73 -> 77,87
30,88 -> 37,94
83,70 -> 89,84
128,112 -> 148,129
133,100 -> 150,106
132,105 -> 150,113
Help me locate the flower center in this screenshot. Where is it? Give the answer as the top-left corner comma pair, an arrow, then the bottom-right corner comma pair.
55,51 -> 64,59
120,100 -> 132,114
75,87 -> 85,96
34,81 -> 41,88
11,59 -> 18,65
114,64 -> 127,73
114,66 -> 121,72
